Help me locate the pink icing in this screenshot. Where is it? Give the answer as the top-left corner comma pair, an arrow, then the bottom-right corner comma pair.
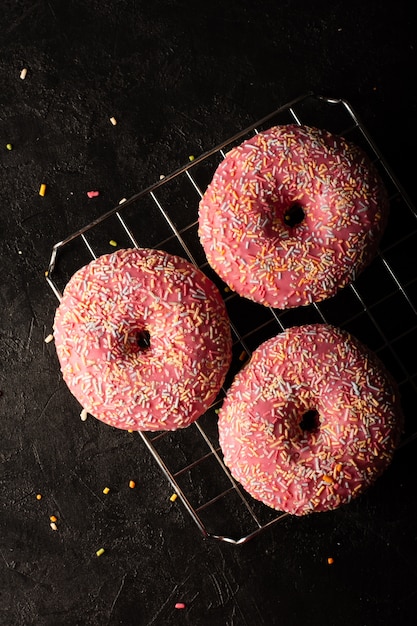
218,324 -> 403,515
198,125 -> 389,309
53,248 -> 232,431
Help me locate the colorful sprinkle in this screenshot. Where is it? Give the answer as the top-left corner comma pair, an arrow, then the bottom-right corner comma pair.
44,334 -> 54,343
50,522 -> 58,531
36,494 -> 42,500
20,68 -> 27,80
109,240 -> 118,247
175,603 -> 186,609
50,515 -> 57,522
169,493 -> 178,502
96,548 -> 105,557
109,117 -> 117,125
327,557 -> 334,565
87,190 -> 99,198
80,408 -> 88,421
103,487 -> 110,494
129,480 -> 136,489
39,183 -> 46,197
6,143 -> 13,151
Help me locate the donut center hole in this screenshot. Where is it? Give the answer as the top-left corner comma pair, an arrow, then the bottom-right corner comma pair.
299,409 -> 320,432
283,203 -> 305,227
136,329 -> 151,351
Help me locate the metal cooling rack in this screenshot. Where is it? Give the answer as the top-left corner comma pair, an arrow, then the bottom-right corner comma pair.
46,93 -> 417,544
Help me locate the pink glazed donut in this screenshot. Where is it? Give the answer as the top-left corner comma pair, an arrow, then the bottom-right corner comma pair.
53,248 -> 232,431
218,324 -> 403,515
198,125 -> 389,309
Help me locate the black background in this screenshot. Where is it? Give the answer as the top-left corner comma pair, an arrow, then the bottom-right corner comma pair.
1,2 -> 417,625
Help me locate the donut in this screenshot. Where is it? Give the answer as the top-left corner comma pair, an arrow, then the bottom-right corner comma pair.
218,324 -> 403,515
53,247 -> 232,431
198,124 -> 389,309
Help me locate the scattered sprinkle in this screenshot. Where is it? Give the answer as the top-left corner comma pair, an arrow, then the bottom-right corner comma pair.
119,198 -> 127,204
188,155 -> 195,162
239,350 -> 247,361
87,190 -> 99,198
110,116 -> 117,126
39,183 -> 47,197
103,487 -> 110,495
44,334 -> 54,343
327,557 -> 334,565
36,494 -> 42,500
129,480 -> 136,489
6,143 -> 13,151
175,603 -> 186,610
50,522 -> 58,531
20,68 -> 28,80
109,240 -> 118,247
96,548 -> 105,557
50,515 -> 57,522
169,493 -> 178,502
80,408 -> 88,421
159,174 -> 165,180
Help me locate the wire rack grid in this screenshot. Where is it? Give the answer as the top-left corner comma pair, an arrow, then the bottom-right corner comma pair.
46,93 -> 417,544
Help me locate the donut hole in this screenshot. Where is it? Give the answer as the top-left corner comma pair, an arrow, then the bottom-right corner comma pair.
283,203 -> 305,228
122,329 -> 151,355
136,329 -> 151,351
299,409 -> 320,433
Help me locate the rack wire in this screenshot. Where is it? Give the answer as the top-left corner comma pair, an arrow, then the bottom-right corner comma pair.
46,93 -> 417,544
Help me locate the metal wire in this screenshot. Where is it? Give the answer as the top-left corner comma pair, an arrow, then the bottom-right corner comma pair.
46,93 -> 417,544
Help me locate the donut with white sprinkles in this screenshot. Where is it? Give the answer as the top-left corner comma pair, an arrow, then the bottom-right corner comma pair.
53,248 -> 233,431
218,324 -> 403,515
198,125 -> 389,309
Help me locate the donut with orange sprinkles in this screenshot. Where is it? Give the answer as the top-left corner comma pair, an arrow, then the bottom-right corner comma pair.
53,248 -> 232,431
218,324 -> 403,515
198,125 -> 389,309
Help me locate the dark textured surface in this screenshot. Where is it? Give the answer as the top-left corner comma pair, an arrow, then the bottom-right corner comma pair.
1,2 -> 417,625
